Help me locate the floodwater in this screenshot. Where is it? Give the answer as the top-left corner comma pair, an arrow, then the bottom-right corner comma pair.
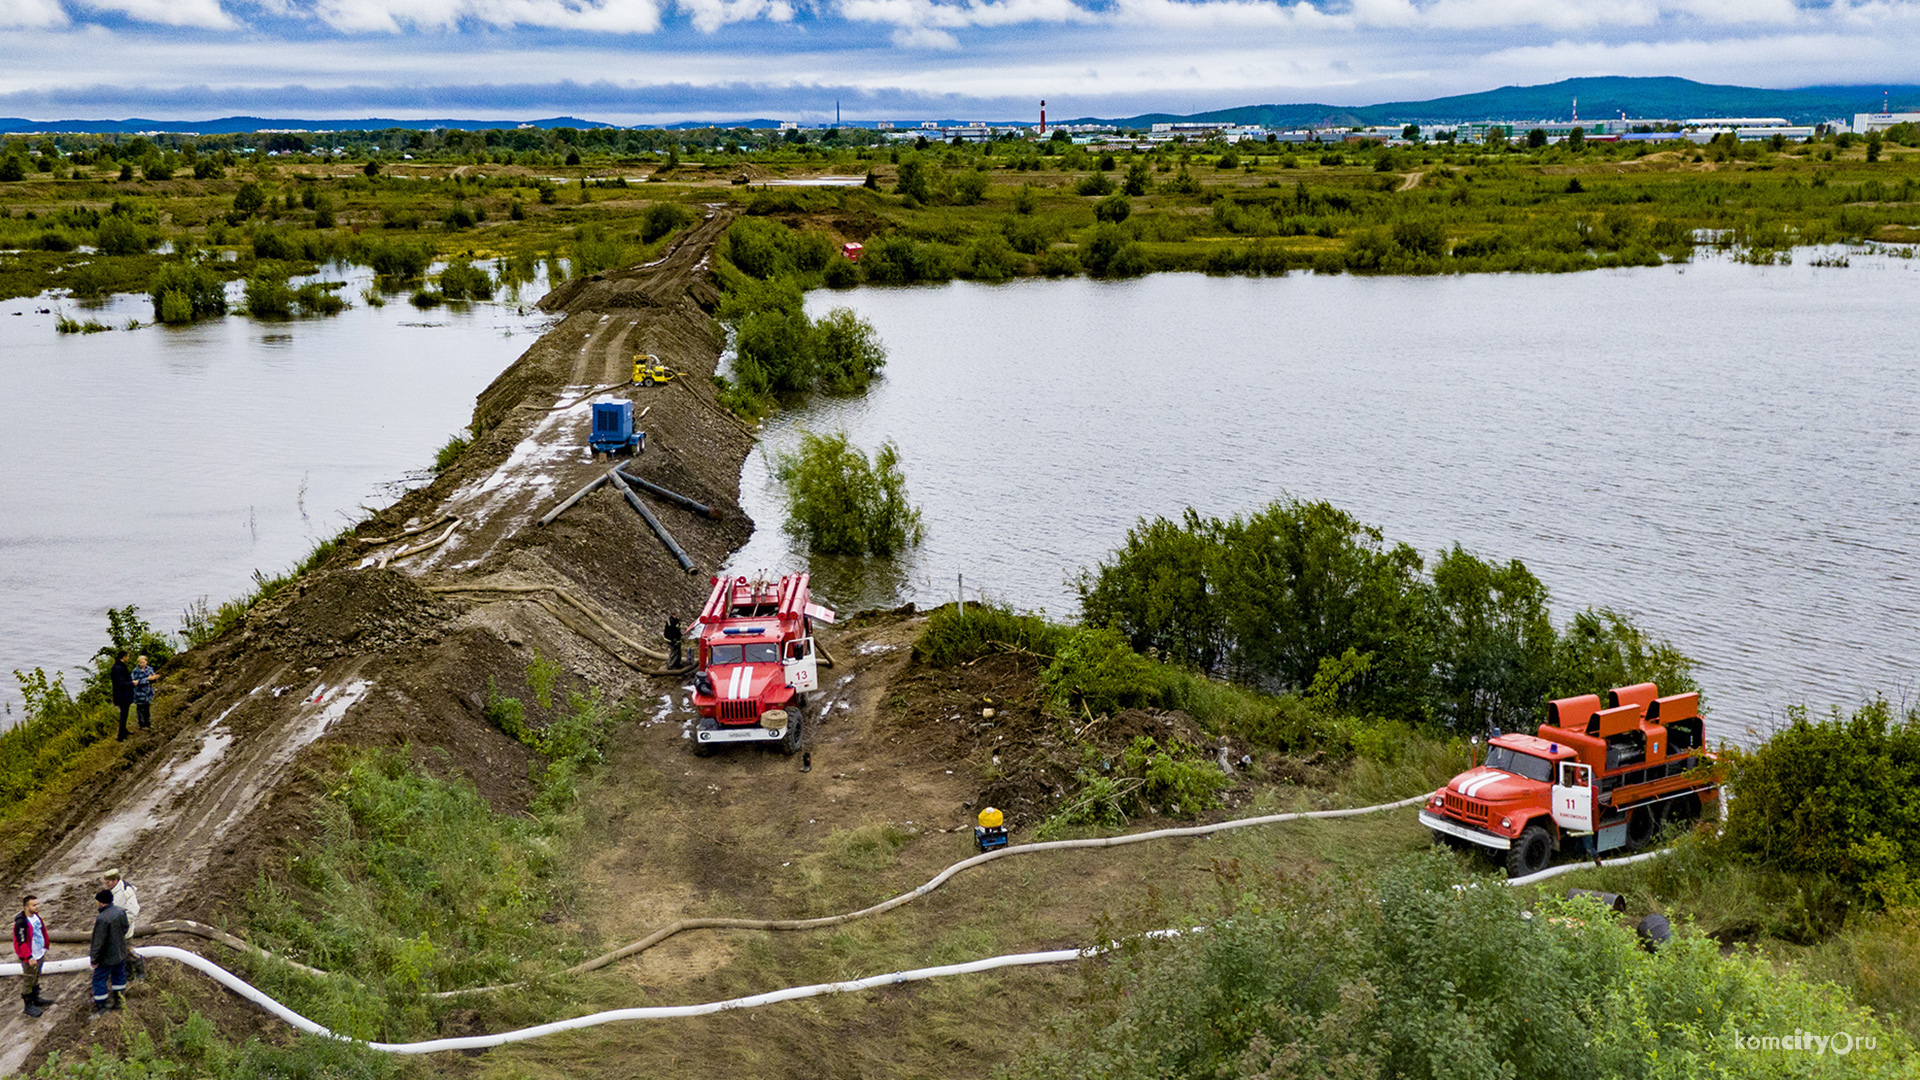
0,264 -> 556,721
729,252 -> 1920,742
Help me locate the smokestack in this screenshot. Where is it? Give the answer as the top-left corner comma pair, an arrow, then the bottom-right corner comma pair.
1040,100 -> 1046,135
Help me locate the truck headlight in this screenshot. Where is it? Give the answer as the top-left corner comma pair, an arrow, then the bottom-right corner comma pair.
1500,817 -> 1512,829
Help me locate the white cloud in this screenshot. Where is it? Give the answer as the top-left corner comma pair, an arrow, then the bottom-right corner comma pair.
81,0 -> 238,26
309,0 -> 666,32
0,0 -> 68,28
675,0 -> 792,31
892,23 -> 959,43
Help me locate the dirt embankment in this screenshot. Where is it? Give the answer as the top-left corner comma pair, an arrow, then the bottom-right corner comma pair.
0,207 -> 759,1072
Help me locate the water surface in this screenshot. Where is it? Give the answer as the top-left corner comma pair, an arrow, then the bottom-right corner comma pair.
0,266 -> 555,718
730,255 -> 1920,741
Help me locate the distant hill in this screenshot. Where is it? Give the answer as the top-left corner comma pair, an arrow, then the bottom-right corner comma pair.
0,115 -> 617,135
1086,77 -> 1920,129
5,78 -> 1918,135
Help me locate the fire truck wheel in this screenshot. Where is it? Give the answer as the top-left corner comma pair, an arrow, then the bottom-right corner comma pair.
1671,792 -> 1701,823
692,735 -> 717,758
780,705 -> 804,755
1626,806 -> 1656,848
1506,823 -> 1553,878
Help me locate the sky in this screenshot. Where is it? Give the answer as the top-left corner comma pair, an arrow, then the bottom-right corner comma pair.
0,0 -> 1918,124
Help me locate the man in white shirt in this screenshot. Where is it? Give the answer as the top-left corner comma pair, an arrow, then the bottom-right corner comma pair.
102,869 -> 144,980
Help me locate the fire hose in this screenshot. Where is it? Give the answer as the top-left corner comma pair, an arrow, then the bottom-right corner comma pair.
4,799 -> 1674,1051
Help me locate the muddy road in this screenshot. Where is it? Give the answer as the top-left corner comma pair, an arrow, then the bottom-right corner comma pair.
0,207 -> 768,1072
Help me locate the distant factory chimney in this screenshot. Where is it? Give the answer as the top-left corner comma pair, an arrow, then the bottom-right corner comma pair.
1040,100 -> 1046,135
1572,96 -> 1579,123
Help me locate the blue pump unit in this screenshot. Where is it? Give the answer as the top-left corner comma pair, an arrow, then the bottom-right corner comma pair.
589,401 -> 645,456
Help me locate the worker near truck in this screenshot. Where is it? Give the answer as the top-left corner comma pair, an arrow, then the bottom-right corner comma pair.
14,895 -> 53,1018
664,615 -> 683,669
102,869 -> 144,980
89,889 -> 130,1015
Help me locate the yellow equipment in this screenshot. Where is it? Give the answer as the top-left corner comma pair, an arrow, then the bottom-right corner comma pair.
975,807 -> 1009,851
632,355 -> 675,386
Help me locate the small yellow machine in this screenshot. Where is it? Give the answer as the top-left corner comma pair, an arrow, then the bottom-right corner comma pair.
632,354 -> 676,386
974,806 -> 1009,852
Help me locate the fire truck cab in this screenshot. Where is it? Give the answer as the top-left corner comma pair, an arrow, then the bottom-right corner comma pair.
689,573 -> 833,756
1420,682 -> 1721,877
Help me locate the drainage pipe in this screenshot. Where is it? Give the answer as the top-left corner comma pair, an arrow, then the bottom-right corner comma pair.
538,473 -> 610,527
612,468 -> 696,573
613,466 -> 722,520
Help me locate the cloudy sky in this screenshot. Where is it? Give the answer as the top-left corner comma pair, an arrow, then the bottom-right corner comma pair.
0,0 -> 1917,123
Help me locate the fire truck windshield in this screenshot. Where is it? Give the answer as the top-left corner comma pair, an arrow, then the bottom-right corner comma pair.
708,643 -> 778,666
1483,746 -> 1554,783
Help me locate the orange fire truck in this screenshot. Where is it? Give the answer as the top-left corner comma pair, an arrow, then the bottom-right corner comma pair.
688,573 -> 832,757
1420,682 -> 1721,877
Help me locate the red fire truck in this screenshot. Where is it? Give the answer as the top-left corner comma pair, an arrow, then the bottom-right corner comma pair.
688,573 -> 832,757
1420,682 -> 1721,877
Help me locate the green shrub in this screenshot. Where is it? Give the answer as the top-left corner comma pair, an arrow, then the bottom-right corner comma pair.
1011,856 -> 1915,1080
913,602 -> 1068,666
408,288 -> 444,308
641,201 -> 694,242
1721,699 -> 1920,908
1094,194 -> 1131,223
1120,735 -> 1230,814
244,272 -> 294,317
1041,625 -> 1166,717
432,431 -> 469,475
1075,173 -> 1115,197
812,306 -> 888,393
365,240 -> 432,279
436,257 -> 493,300
148,259 -> 228,322
94,215 -> 152,255
774,429 -> 923,557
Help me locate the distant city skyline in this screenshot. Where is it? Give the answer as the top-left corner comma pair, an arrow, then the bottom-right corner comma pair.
1,0 -> 1918,124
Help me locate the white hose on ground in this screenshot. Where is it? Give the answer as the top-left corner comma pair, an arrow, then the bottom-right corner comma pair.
3,936 -> 1189,1054
562,793 -> 1432,976
1504,846 -> 1671,887
0,799 -> 1676,1054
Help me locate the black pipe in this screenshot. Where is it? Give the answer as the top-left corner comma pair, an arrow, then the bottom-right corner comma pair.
614,466 -> 722,520
610,468 -> 696,573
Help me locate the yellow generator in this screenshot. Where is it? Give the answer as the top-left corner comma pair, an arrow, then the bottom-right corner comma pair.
974,807 -> 1009,852
632,355 -> 675,386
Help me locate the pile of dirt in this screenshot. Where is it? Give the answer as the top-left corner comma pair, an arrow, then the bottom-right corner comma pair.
880,651 -> 1250,830
258,568 -> 454,660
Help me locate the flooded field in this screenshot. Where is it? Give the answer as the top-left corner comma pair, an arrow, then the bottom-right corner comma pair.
0,265 -> 556,719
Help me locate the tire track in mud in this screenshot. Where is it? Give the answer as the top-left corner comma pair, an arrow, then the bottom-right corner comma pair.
1,208 -> 745,1075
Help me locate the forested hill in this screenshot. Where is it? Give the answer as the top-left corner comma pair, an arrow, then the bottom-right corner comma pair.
6,77 -> 1919,134
1096,77 -> 1920,128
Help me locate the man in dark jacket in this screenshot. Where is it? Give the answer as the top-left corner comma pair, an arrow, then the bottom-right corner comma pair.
89,889 -> 130,1015
109,652 -> 135,742
664,615 -> 684,669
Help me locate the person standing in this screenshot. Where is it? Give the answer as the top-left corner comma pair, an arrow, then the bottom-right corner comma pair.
130,656 -> 157,732
12,895 -> 53,1018
102,870 -> 143,981
108,651 -> 135,742
89,889 -> 130,1015
664,615 -> 684,669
